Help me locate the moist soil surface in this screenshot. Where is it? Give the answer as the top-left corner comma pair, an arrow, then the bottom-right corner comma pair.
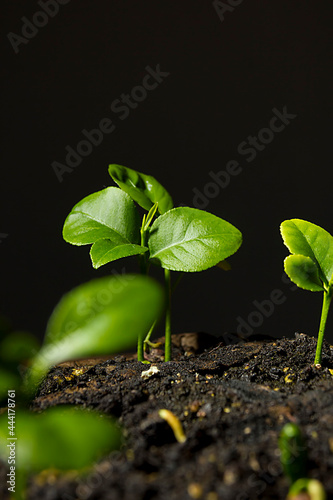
3,332 -> 333,499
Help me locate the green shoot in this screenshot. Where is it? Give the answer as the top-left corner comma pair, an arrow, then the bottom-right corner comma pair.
279,422 -> 326,500
281,219 -> 333,365
63,164 -> 242,361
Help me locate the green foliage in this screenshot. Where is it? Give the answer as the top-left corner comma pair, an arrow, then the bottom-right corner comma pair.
63,165 -> 242,360
148,207 -> 242,272
63,187 -> 146,269
281,219 -> 333,364
279,423 -> 307,484
288,478 -> 326,500
279,422 -> 326,499
0,276 -> 164,497
284,255 -> 324,292
0,407 -> 122,499
63,166 -> 242,273
0,406 -> 121,471
90,239 -> 147,269
281,219 -> 333,288
27,274 -> 165,388
108,164 -> 173,214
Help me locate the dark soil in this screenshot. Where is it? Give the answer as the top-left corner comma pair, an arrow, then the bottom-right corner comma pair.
2,332 -> 333,499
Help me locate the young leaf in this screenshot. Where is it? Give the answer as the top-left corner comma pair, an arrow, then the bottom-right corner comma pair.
284,255 -> 324,292
108,164 -> 173,214
63,187 -> 140,246
148,207 -> 242,272
281,219 -> 333,286
0,407 -> 121,472
280,218 -> 333,365
90,239 -> 148,269
28,275 -> 165,387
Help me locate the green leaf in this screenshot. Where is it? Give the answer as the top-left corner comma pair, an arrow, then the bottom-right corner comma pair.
28,275 -> 165,387
284,255 -> 324,292
148,207 -> 242,272
108,164 -> 173,214
90,239 -> 148,269
0,407 -> 121,472
281,219 -> 333,286
63,187 -> 140,246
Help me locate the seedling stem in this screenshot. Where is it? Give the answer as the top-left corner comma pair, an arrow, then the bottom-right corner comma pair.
315,286 -> 333,365
164,268 -> 172,362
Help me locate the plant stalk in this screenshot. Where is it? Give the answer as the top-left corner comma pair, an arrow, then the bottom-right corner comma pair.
164,268 -> 172,361
143,320 -> 157,348
314,286 -> 333,365
137,333 -> 144,362
137,219 -> 149,361
139,225 -> 148,275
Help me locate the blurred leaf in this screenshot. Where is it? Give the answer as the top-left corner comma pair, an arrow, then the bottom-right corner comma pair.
28,275 -> 165,387
0,407 -> 121,472
108,164 -> 173,214
148,207 -> 242,272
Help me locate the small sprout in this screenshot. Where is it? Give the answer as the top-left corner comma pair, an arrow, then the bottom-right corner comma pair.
279,423 -> 307,485
281,219 -> 333,365
141,365 -> 160,380
158,409 -> 186,443
288,478 -> 326,500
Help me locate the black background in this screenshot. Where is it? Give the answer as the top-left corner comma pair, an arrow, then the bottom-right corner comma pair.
2,1 -> 333,343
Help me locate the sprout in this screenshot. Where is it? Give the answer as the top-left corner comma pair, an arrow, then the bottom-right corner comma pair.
63,164 -> 242,361
158,409 -> 186,443
281,219 -> 333,365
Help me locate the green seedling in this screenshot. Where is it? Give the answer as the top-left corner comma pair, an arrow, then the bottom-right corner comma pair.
279,423 -> 307,485
288,478 -> 326,500
63,164 -> 242,361
280,219 -> 333,365
0,406 -> 121,500
279,423 -> 326,500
